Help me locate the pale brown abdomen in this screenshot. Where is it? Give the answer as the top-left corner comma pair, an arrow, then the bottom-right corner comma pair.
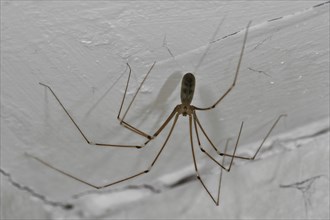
181,73 -> 195,105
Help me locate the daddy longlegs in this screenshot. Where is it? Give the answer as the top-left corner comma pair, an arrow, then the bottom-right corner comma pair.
27,21 -> 286,206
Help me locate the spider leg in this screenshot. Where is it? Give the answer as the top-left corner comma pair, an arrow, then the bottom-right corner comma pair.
193,111 -> 242,172
144,105 -> 179,146
117,62 -> 156,140
194,21 -> 251,111
189,115 -> 226,205
193,115 -> 230,205
216,139 -> 229,205
26,113 -> 180,189
39,82 -> 141,148
219,114 -> 287,160
193,111 -> 221,154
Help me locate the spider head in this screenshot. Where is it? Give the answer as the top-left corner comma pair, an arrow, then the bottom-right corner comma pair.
178,104 -> 193,117
182,106 -> 188,116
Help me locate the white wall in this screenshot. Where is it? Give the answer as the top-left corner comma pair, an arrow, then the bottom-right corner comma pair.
1,1 -> 329,219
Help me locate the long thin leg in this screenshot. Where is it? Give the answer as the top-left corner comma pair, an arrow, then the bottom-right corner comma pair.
216,138 -> 229,206
194,21 -> 251,111
193,111 -> 243,172
219,114 -> 287,160
117,62 -> 156,140
116,62 -> 180,148
189,115 -> 225,205
193,114 -> 231,205
193,111 -> 223,154
39,82 -> 143,148
26,113 -> 180,189
118,63 -> 180,147
144,105 -> 179,146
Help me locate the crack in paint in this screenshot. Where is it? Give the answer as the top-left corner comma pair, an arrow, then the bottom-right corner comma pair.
211,1 -> 329,44
278,127 -> 330,148
166,174 -> 197,189
0,168 -> 74,210
313,1 -> 330,8
280,175 -> 328,218
248,67 -> 272,77
251,34 -> 274,51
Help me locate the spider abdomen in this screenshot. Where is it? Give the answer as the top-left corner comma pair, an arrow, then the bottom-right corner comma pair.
181,73 -> 195,105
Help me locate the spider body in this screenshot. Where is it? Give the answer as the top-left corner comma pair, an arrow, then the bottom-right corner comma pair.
180,73 -> 196,116
181,73 -> 196,105
177,103 -> 195,117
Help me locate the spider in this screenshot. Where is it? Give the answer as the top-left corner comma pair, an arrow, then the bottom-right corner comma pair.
28,21 -> 286,205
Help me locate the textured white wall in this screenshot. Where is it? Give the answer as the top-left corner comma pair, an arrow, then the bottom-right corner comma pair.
1,1 -> 329,219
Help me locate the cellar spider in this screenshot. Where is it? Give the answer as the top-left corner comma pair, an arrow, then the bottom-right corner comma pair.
28,21 -> 286,206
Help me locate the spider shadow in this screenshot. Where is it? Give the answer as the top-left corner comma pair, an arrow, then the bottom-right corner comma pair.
130,70 -> 182,135
126,16 -> 227,137
84,66 -> 128,117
